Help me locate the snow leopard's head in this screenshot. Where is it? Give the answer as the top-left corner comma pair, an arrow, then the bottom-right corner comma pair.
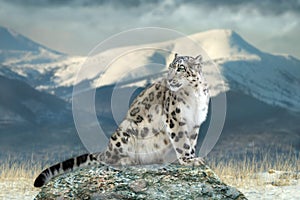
167,54 -> 203,91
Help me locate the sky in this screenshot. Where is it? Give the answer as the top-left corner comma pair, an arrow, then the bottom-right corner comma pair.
0,0 -> 299,58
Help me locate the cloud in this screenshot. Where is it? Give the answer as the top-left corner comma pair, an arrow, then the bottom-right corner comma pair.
0,0 -> 299,58
194,0 -> 300,16
3,0 -> 160,8
4,0 -> 300,15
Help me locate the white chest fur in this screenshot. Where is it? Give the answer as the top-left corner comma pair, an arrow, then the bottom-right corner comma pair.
178,84 -> 209,132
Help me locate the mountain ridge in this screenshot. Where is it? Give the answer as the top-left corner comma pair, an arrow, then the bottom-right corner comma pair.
0,26 -> 62,54
190,29 -> 262,60
0,26 -> 300,112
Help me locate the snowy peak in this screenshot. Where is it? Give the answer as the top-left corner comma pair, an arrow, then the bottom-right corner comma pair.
0,26 -> 64,67
0,26 -> 81,95
191,29 -> 260,60
228,30 -> 260,54
0,26 -> 61,54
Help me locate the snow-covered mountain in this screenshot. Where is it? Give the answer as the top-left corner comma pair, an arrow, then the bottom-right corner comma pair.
0,26 -> 59,53
0,26 -> 85,97
192,30 -> 300,112
73,29 -> 300,112
0,26 -> 63,65
1,26 -> 300,113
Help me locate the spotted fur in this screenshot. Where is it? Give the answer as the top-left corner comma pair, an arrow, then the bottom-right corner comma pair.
34,54 -> 210,187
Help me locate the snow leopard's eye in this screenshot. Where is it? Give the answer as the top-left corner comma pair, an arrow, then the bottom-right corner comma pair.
177,64 -> 186,72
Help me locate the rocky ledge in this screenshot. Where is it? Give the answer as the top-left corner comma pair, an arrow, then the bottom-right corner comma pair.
35,164 -> 247,200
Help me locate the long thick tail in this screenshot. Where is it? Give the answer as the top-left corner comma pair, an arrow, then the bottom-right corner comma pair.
34,153 -> 99,187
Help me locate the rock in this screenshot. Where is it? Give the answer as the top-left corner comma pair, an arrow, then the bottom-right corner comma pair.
129,179 -> 148,192
35,164 -> 247,200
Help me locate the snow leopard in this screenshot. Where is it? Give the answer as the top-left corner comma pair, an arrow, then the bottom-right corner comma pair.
34,54 -> 210,187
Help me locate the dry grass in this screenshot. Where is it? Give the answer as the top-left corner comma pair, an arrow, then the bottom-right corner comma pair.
208,146 -> 300,188
0,147 -> 85,181
0,154 -> 44,199
0,154 -> 44,180
0,147 -> 299,188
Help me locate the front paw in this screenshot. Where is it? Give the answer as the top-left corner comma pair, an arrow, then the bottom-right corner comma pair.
179,157 -> 205,166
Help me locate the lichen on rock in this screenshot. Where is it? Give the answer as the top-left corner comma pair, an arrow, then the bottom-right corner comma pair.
35,164 -> 247,200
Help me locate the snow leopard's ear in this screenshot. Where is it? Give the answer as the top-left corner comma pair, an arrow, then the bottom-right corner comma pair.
174,53 -> 178,59
193,55 -> 203,73
169,53 -> 178,68
194,55 -> 202,64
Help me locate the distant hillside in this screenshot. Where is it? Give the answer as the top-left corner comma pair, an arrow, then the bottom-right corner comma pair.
0,75 -> 70,126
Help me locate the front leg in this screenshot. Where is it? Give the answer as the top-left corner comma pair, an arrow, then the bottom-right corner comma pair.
167,128 -> 192,161
165,91 -> 205,166
186,128 -> 206,166
165,117 -> 205,166
167,126 -> 205,166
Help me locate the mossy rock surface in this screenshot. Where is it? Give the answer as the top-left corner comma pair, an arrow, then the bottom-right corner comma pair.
35,164 -> 247,200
